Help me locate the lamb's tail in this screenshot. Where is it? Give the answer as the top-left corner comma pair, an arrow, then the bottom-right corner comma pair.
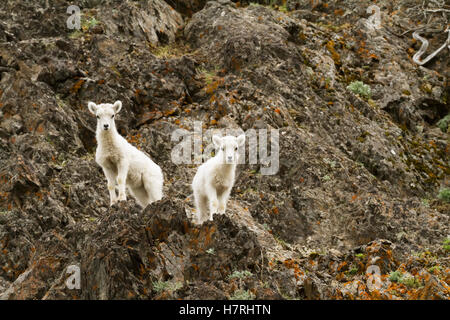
143,167 -> 163,203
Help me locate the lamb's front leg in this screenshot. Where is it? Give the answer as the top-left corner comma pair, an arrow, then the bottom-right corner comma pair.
218,187 -> 232,215
102,167 -> 118,206
116,160 -> 129,202
207,187 -> 219,221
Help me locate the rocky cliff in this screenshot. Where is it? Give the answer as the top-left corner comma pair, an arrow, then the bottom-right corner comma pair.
0,0 -> 449,300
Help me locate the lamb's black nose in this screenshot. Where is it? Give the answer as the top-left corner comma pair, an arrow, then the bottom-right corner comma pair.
104,124 -> 109,130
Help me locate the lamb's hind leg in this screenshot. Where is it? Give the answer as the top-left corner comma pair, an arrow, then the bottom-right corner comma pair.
128,185 -> 148,208
206,186 -> 219,221
193,190 -> 209,224
217,187 -> 231,215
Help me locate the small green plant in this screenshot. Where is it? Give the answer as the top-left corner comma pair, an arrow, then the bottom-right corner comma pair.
152,280 -> 182,294
84,17 -> 99,30
443,238 -> 450,251
389,270 -> 403,282
346,266 -> 358,276
436,114 -> 450,132
229,289 -> 255,300
227,270 -> 253,280
69,16 -> 99,39
389,271 -> 422,288
421,198 -> 430,207
347,81 -> 371,99
355,253 -> 366,259
437,188 -> 450,203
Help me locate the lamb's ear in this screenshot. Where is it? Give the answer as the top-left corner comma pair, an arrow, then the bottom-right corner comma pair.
212,135 -> 222,148
88,102 -> 97,115
113,100 -> 122,114
237,134 -> 245,146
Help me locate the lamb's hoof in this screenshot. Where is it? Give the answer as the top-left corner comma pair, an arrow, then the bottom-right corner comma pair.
110,200 -> 118,207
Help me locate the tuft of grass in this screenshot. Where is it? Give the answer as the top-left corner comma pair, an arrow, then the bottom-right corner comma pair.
196,66 -> 220,85
347,81 -> 371,99
206,248 -> 215,255
150,42 -> 190,59
229,289 -> 255,300
437,188 -> 450,203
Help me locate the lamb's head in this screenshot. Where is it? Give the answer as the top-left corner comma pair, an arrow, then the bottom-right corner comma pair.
212,134 -> 245,164
88,101 -> 122,131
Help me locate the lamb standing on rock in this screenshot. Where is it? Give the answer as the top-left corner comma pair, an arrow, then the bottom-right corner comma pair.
192,134 -> 245,224
88,100 -> 163,208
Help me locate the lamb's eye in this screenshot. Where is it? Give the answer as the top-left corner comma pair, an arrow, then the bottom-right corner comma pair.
235,147 -> 238,151
111,114 -> 115,118
96,115 -> 99,119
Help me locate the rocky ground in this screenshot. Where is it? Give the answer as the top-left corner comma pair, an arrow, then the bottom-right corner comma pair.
0,0 -> 449,300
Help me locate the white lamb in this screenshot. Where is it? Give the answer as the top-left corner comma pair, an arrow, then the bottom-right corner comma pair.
192,134 -> 245,224
88,100 -> 163,208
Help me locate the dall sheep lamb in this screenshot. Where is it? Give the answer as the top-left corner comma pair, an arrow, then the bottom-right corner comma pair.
192,134 -> 245,224
88,100 -> 163,208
